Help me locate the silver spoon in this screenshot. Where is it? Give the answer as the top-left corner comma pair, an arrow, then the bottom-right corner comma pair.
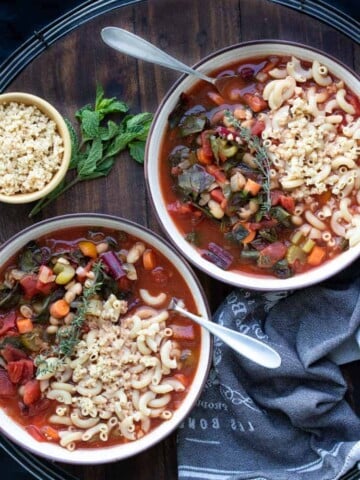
168,298 -> 281,369
101,27 -> 242,94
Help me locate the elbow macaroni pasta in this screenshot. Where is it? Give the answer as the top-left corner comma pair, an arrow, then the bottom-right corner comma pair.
260,55 -> 360,247
41,291 -> 188,450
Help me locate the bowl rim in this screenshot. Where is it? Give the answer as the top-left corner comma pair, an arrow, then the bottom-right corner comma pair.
145,39 -> 360,291
0,91 -> 72,204
0,213 -> 212,464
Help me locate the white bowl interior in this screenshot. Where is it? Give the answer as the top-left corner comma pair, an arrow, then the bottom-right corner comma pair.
0,214 -> 211,464
146,41 -> 360,290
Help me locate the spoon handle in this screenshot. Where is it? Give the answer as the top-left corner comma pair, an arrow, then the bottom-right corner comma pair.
174,305 -> 281,369
101,27 -> 214,84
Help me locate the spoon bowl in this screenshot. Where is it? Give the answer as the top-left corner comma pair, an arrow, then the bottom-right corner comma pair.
168,298 -> 281,369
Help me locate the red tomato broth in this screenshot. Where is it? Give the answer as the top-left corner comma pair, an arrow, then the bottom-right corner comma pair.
159,53 -> 360,278
0,226 -> 202,449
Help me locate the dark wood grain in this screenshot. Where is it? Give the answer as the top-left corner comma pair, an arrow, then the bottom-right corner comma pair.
1,0 -> 359,478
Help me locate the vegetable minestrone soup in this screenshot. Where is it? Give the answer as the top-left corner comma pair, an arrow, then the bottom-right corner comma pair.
0,228 -> 201,450
160,54 -> 360,278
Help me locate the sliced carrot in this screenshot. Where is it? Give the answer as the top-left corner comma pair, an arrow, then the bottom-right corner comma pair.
243,93 -> 268,113
143,249 -> 157,270
78,241 -> 98,259
242,223 -> 256,244
41,425 -> 60,442
49,299 -> 70,319
307,246 -> 326,266
16,317 -> 34,334
197,147 -> 212,165
244,178 -> 262,196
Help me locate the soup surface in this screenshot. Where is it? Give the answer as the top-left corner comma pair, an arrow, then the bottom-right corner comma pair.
160,54 -> 360,278
0,227 -> 201,450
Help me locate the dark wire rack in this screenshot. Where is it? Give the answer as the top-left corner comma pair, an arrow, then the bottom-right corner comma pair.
270,0 -> 360,43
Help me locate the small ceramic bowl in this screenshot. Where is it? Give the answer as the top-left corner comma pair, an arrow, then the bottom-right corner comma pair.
0,92 -> 71,204
0,214 -> 211,464
145,40 -> 360,291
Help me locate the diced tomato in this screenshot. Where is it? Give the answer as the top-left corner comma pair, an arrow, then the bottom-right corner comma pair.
20,272 -> 55,298
37,265 -> 55,284
25,425 -> 46,442
250,120 -> 266,136
1,343 -> 27,362
278,195 -> 295,213
76,260 -> 94,282
0,369 -> 16,397
271,191 -> 295,213
243,93 -> 268,112
19,274 -> 38,299
258,242 -> 287,268
23,379 -> 41,406
6,359 -> 34,384
0,311 -> 16,336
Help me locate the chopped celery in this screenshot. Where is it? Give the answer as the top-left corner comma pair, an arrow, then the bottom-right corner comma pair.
54,263 -> 76,285
220,144 -> 238,158
301,238 -> 315,253
240,250 -> 260,261
291,230 -> 304,245
286,245 -> 307,265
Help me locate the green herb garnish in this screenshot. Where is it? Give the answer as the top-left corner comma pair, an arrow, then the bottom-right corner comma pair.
223,110 -> 272,211
35,260 -> 104,379
56,261 -> 103,358
28,85 -> 153,217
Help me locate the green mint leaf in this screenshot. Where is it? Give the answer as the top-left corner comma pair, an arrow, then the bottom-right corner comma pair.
78,138 -> 103,177
99,120 -> 119,141
125,112 -> 153,141
128,141 -> 146,164
75,104 -> 92,121
81,110 -> 100,140
95,85 -> 129,119
97,99 -> 129,117
95,85 -> 105,109
82,157 -> 116,179
125,112 -> 153,129
104,131 -> 139,158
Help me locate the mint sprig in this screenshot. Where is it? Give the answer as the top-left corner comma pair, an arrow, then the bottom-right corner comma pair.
28,85 -> 153,218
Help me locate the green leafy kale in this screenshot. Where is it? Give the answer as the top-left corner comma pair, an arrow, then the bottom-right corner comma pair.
177,164 -> 215,196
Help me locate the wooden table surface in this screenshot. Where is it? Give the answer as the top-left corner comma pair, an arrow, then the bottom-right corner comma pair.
0,0 -> 359,478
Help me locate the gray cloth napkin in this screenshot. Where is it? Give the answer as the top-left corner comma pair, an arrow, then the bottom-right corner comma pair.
177,260 -> 360,480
